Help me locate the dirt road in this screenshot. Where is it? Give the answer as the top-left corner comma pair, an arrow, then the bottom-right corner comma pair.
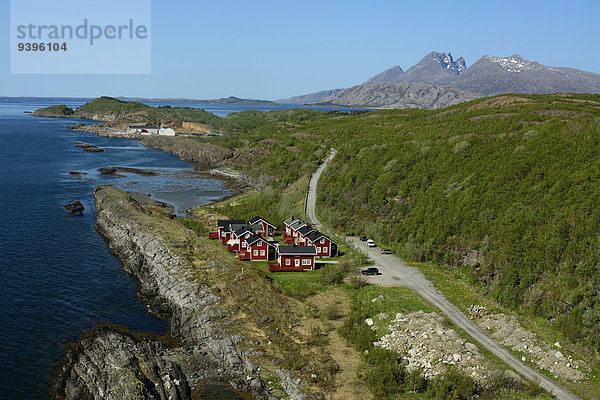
305,149 -> 580,400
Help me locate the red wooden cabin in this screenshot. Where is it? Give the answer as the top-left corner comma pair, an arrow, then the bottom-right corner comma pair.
237,234 -> 277,261
275,246 -> 317,271
305,231 -> 338,258
248,216 -> 277,237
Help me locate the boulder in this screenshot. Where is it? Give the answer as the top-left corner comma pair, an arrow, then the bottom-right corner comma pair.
64,201 -> 84,215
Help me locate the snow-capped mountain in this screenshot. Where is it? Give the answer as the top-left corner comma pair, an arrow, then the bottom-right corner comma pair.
364,52 -> 600,96
452,54 -> 600,95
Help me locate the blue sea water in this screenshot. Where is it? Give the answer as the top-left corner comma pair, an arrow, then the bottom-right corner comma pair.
0,97 -> 365,398
0,99 -> 235,398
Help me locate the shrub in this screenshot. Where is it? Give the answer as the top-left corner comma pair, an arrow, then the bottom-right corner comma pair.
324,304 -> 341,320
427,367 -> 478,400
348,274 -> 369,289
338,310 -> 376,352
363,348 -> 407,399
405,368 -> 427,393
320,264 -> 344,284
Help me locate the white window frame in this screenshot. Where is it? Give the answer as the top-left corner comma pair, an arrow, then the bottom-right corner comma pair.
320,238 -> 325,244
285,259 -> 291,265
253,250 -> 258,256
260,250 -> 265,256
316,247 -> 321,253
242,242 -> 246,248
295,259 -> 300,267
302,259 -> 311,265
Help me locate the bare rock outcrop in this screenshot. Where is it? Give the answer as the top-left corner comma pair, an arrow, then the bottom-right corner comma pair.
52,326 -> 190,400
51,186 -> 278,399
142,136 -> 233,167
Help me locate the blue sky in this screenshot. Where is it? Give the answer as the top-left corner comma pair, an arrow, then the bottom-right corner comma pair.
2,0 -> 599,99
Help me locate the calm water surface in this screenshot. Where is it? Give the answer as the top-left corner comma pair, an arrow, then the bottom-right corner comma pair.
0,98 -> 233,398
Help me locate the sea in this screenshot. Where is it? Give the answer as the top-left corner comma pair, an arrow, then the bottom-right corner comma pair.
0,97 -> 363,398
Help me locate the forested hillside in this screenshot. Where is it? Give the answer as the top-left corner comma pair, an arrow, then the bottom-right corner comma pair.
311,94 -> 600,349
202,94 -> 600,351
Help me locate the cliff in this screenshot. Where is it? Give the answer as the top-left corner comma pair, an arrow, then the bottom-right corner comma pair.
52,186 -> 315,399
141,136 -> 233,167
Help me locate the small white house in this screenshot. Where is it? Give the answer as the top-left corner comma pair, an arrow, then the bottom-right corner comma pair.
127,125 -> 159,135
159,127 -> 176,136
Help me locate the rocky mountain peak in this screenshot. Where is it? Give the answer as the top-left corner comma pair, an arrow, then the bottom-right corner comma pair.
430,51 -> 465,76
484,54 -> 536,73
365,65 -> 405,83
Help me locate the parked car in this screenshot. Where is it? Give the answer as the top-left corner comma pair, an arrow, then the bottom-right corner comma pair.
359,235 -> 367,241
366,239 -> 376,247
346,232 -> 356,236
381,249 -> 396,255
361,267 -> 381,276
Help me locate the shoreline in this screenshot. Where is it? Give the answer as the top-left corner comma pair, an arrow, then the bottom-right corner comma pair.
70,123 -> 255,208
52,186 -> 276,399
51,127 -> 289,398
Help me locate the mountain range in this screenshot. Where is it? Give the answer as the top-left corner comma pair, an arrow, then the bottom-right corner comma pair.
281,51 -> 600,109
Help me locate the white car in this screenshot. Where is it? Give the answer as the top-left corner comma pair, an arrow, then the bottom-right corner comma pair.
366,239 -> 376,247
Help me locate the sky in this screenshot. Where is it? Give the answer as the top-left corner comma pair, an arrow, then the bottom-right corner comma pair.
1,0 -> 599,99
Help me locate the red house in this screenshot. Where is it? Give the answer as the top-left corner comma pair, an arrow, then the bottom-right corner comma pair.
217,219 -> 245,245
248,216 -> 277,237
295,225 -> 316,245
305,231 -> 338,258
282,218 -> 308,244
227,225 -> 257,252
276,246 -> 317,271
237,234 -> 277,261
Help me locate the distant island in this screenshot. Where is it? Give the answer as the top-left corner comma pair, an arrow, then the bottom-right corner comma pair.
116,95 -> 278,106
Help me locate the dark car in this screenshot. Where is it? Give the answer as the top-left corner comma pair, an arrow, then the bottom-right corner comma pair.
381,249 -> 396,255
346,232 -> 356,236
361,267 -> 381,276
359,235 -> 367,241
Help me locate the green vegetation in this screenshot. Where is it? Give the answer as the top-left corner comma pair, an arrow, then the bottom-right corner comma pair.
31,104 -> 74,117
76,96 -> 150,115
186,93 -> 600,396
187,93 -> 600,354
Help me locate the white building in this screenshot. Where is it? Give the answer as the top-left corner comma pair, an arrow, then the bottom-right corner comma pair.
127,125 -> 159,135
158,127 -> 176,136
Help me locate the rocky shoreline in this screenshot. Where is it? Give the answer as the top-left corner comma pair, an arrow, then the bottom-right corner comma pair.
51,186 -> 303,399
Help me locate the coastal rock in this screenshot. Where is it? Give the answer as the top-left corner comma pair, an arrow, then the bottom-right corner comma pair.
97,166 -> 158,177
74,142 -> 104,153
52,326 -> 190,400
64,201 -> 84,215
52,186 -> 282,399
142,136 -> 233,167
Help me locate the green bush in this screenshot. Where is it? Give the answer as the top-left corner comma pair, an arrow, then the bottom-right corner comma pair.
338,309 -> 376,352
427,367 -> 477,400
320,264 -> 344,284
362,348 -> 407,399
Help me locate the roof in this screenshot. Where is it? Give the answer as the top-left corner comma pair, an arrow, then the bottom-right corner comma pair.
284,216 -> 299,226
217,219 -> 246,228
289,220 -> 306,231
278,246 -> 317,256
297,225 -> 315,237
232,224 -> 263,237
248,216 -> 277,228
129,125 -> 159,129
246,234 -> 275,247
305,230 -> 338,246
